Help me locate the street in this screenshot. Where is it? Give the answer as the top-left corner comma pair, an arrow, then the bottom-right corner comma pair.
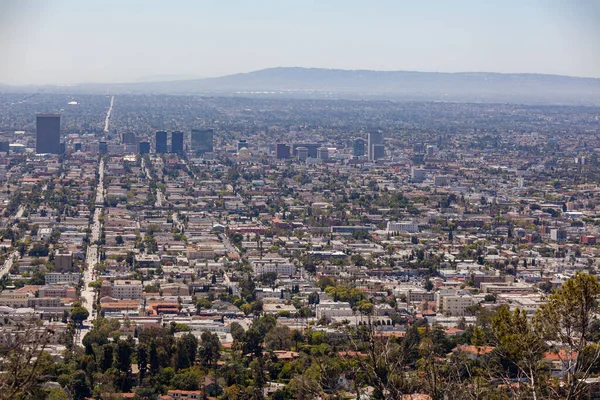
76,158 -> 104,347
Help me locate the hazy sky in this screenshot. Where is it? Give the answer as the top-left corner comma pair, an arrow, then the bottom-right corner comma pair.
0,0 -> 599,85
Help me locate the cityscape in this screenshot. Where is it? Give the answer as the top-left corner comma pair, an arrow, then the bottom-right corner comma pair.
2,1 -> 600,400
0,90 -> 599,399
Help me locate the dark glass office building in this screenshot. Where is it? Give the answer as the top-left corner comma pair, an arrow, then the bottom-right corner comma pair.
275,143 -> 291,159
36,114 -> 61,154
353,138 -> 365,157
139,141 -> 150,155
171,131 -> 184,154
292,143 -> 319,158
99,141 -> 108,155
367,131 -> 383,161
155,131 -> 168,154
122,132 -> 137,145
191,129 -> 214,154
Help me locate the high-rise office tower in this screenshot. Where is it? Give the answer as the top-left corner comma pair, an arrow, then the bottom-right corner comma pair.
292,143 -> 319,158
191,129 -> 214,154
372,144 -> 385,160
317,147 -> 329,161
122,132 -> 137,145
171,131 -> 184,154
296,147 -> 309,161
99,141 -> 108,155
275,143 -> 290,159
36,114 -> 61,154
139,141 -> 150,155
155,131 -> 168,154
367,131 -> 383,161
353,138 -> 365,157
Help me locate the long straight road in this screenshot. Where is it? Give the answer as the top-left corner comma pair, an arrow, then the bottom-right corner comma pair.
104,96 -> 114,133
76,158 -> 105,347
141,157 -> 165,207
0,250 -> 18,280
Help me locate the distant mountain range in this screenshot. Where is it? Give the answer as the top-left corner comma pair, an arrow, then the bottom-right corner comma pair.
3,67 -> 600,104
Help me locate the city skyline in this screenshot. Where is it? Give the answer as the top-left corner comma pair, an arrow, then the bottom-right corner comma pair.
1,0 -> 599,85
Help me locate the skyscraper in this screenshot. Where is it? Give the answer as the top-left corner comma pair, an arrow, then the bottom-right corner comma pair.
372,144 -> 385,160
317,147 -> 329,161
139,141 -> 150,155
36,114 -> 61,154
296,147 -> 309,161
155,131 -> 168,154
367,131 -> 383,161
122,132 -> 137,145
292,143 -> 319,158
275,143 -> 290,159
99,141 -> 108,155
353,138 -> 365,157
191,129 -> 214,154
171,131 -> 184,154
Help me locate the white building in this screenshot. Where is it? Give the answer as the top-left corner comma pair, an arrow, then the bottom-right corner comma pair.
112,280 -> 143,300
249,257 -> 296,276
437,293 -> 474,316
387,221 -> 419,233
315,301 -> 354,319
45,272 -> 81,285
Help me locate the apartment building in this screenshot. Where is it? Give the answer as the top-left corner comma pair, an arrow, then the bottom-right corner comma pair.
112,280 -> 143,300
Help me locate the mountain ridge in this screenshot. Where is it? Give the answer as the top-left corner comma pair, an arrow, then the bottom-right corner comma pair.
2,67 -> 600,104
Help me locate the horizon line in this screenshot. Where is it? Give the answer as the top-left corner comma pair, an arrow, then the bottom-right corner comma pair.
2,66 -> 600,87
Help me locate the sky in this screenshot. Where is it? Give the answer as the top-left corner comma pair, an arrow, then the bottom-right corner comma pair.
0,0 -> 599,85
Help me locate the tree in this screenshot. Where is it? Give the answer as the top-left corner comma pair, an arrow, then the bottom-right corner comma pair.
195,297 -> 212,310
230,322 -> 244,342
241,328 -> 263,358
535,273 -> 600,399
137,344 -> 148,384
199,331 -> 221,368
70,306 -> 89,325
174,333 -> 198,371
316,277 -> 336,291
46,388 -> 70,400
0,318 -> 57,399
229,322 -> 244,341
292,330 -> 304,351
424,279 -> 434,291
491,306 -> 548,399
171,368 -> 202,391
114,338 -> 134,392
355,299 -> 374,315
348,323 -> 414,399
70,370 -> 91,400
115,235 -> 124,245
265,326 -> 292,350
149,340 -> 160,375
28,242 -> 49,257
